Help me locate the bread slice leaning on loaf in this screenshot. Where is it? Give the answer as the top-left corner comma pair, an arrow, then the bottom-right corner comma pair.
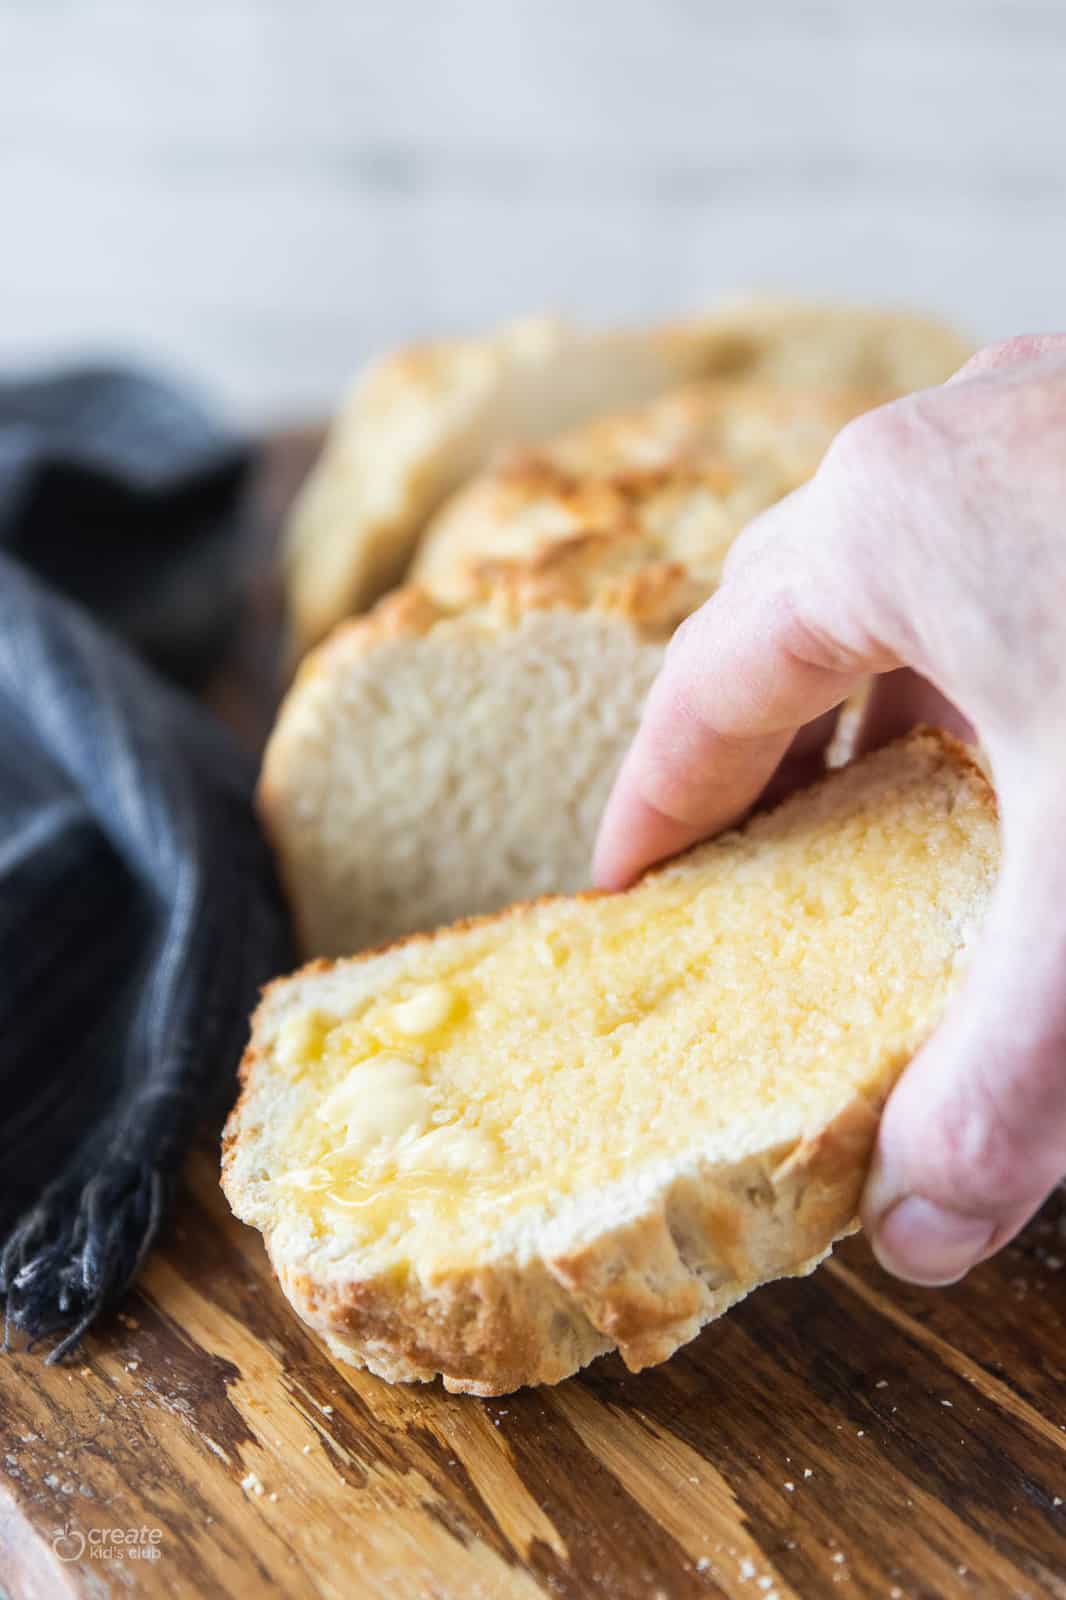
283,314 -> 720,652
412,380 -> 880,604
260,532 -> 709,958
283,301 -> 971,650
223,731 -> 999,1396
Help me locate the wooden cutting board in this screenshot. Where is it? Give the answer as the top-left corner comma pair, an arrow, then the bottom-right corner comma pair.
2,1148 -> 1066,1599
3,436 -> 1066,1599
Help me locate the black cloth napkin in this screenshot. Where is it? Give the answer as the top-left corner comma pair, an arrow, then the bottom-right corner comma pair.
0,366 -> 252,686
0,368 -> 293,1360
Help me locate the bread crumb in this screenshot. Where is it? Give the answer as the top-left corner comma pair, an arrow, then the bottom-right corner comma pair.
803,1468 -> 813,1478
696,1557 -> 711,1572
303,1444 -> 312,1455
875,1379 -> 888,1389
1053,1496 -> 1063,1507
941,1400 -> 953,1408
241,1472 -> 265,1496
832,1553 -> 846,1565
784,1482 -> 794,1492
739,1557 -> 756,1580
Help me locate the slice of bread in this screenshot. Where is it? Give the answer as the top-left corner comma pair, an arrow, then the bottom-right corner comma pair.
412,380 -> 879,604
223,731 -> 998,1395
284,303 -> 971,650
688,294 -> 973,391
261,533 -> 707,958
283,315 -> 721,652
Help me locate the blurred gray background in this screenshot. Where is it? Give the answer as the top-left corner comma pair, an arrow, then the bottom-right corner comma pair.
2,0 -> 1063,423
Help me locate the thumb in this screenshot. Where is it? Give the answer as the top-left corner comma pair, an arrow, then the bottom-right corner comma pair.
863,795 -> 1066,1283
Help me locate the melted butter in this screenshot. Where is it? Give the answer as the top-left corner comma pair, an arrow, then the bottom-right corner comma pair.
269,763 -> 988,1261
275,1009 -> 337,1074
316,1055 -> 434,1154
277,983 -> 526,1251
281,1146 -> 555,1264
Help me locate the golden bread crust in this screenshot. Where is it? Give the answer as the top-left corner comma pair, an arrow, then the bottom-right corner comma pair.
287,526 -> 710,673
283,315 -> 722,650
411,380 -> 880,604
284,304 -> 972,649
225,731 -> 997,1394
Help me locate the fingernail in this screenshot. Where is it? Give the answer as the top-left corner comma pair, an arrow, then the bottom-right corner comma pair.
872,1196 -> 996,1285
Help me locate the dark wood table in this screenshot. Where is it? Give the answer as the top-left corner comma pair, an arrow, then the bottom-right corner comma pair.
2,439 -> 1065,1599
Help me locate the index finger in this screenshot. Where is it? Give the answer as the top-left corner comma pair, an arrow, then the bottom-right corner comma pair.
592,549 -> 890,889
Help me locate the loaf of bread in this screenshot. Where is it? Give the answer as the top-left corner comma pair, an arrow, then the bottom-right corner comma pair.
412,380 -> 878,603
261,532 -> 707,957
283,315 -> 721,652
223,731 -> 998,1395
284,302 -> 971,650
265,358 -> 959,960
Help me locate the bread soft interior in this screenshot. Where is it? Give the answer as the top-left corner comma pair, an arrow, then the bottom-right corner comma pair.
236,734 -> 998,1284
262,606 -> 669,957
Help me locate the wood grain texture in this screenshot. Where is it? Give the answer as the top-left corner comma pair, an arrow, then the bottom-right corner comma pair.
2,1147 -> 1066,1599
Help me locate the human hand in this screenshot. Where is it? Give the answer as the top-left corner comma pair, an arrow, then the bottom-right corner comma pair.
594,335 -> 1066,1286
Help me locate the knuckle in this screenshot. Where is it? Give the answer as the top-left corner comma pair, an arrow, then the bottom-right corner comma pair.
924,1081 -> 1041,1216
635,756 -> 700,827
982,334 -> 1044,365
962,333 -> 1066,376
635,696 -> 714,824
821,401 -> 912,482
775,596 -> 860,678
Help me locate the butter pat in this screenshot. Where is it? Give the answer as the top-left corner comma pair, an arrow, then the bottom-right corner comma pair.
386,983 -> 455,1038
317,1056 -> 434,1155
275,1010 -> 334,1071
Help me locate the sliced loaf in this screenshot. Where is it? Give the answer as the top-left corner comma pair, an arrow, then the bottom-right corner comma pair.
412,380 -> 879,603
283,314 -> 721,651
223,731 -> 998,1395
284,302 -> 971,648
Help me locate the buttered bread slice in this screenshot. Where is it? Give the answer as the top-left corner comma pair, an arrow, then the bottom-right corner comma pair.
223,732 -> 998,1395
